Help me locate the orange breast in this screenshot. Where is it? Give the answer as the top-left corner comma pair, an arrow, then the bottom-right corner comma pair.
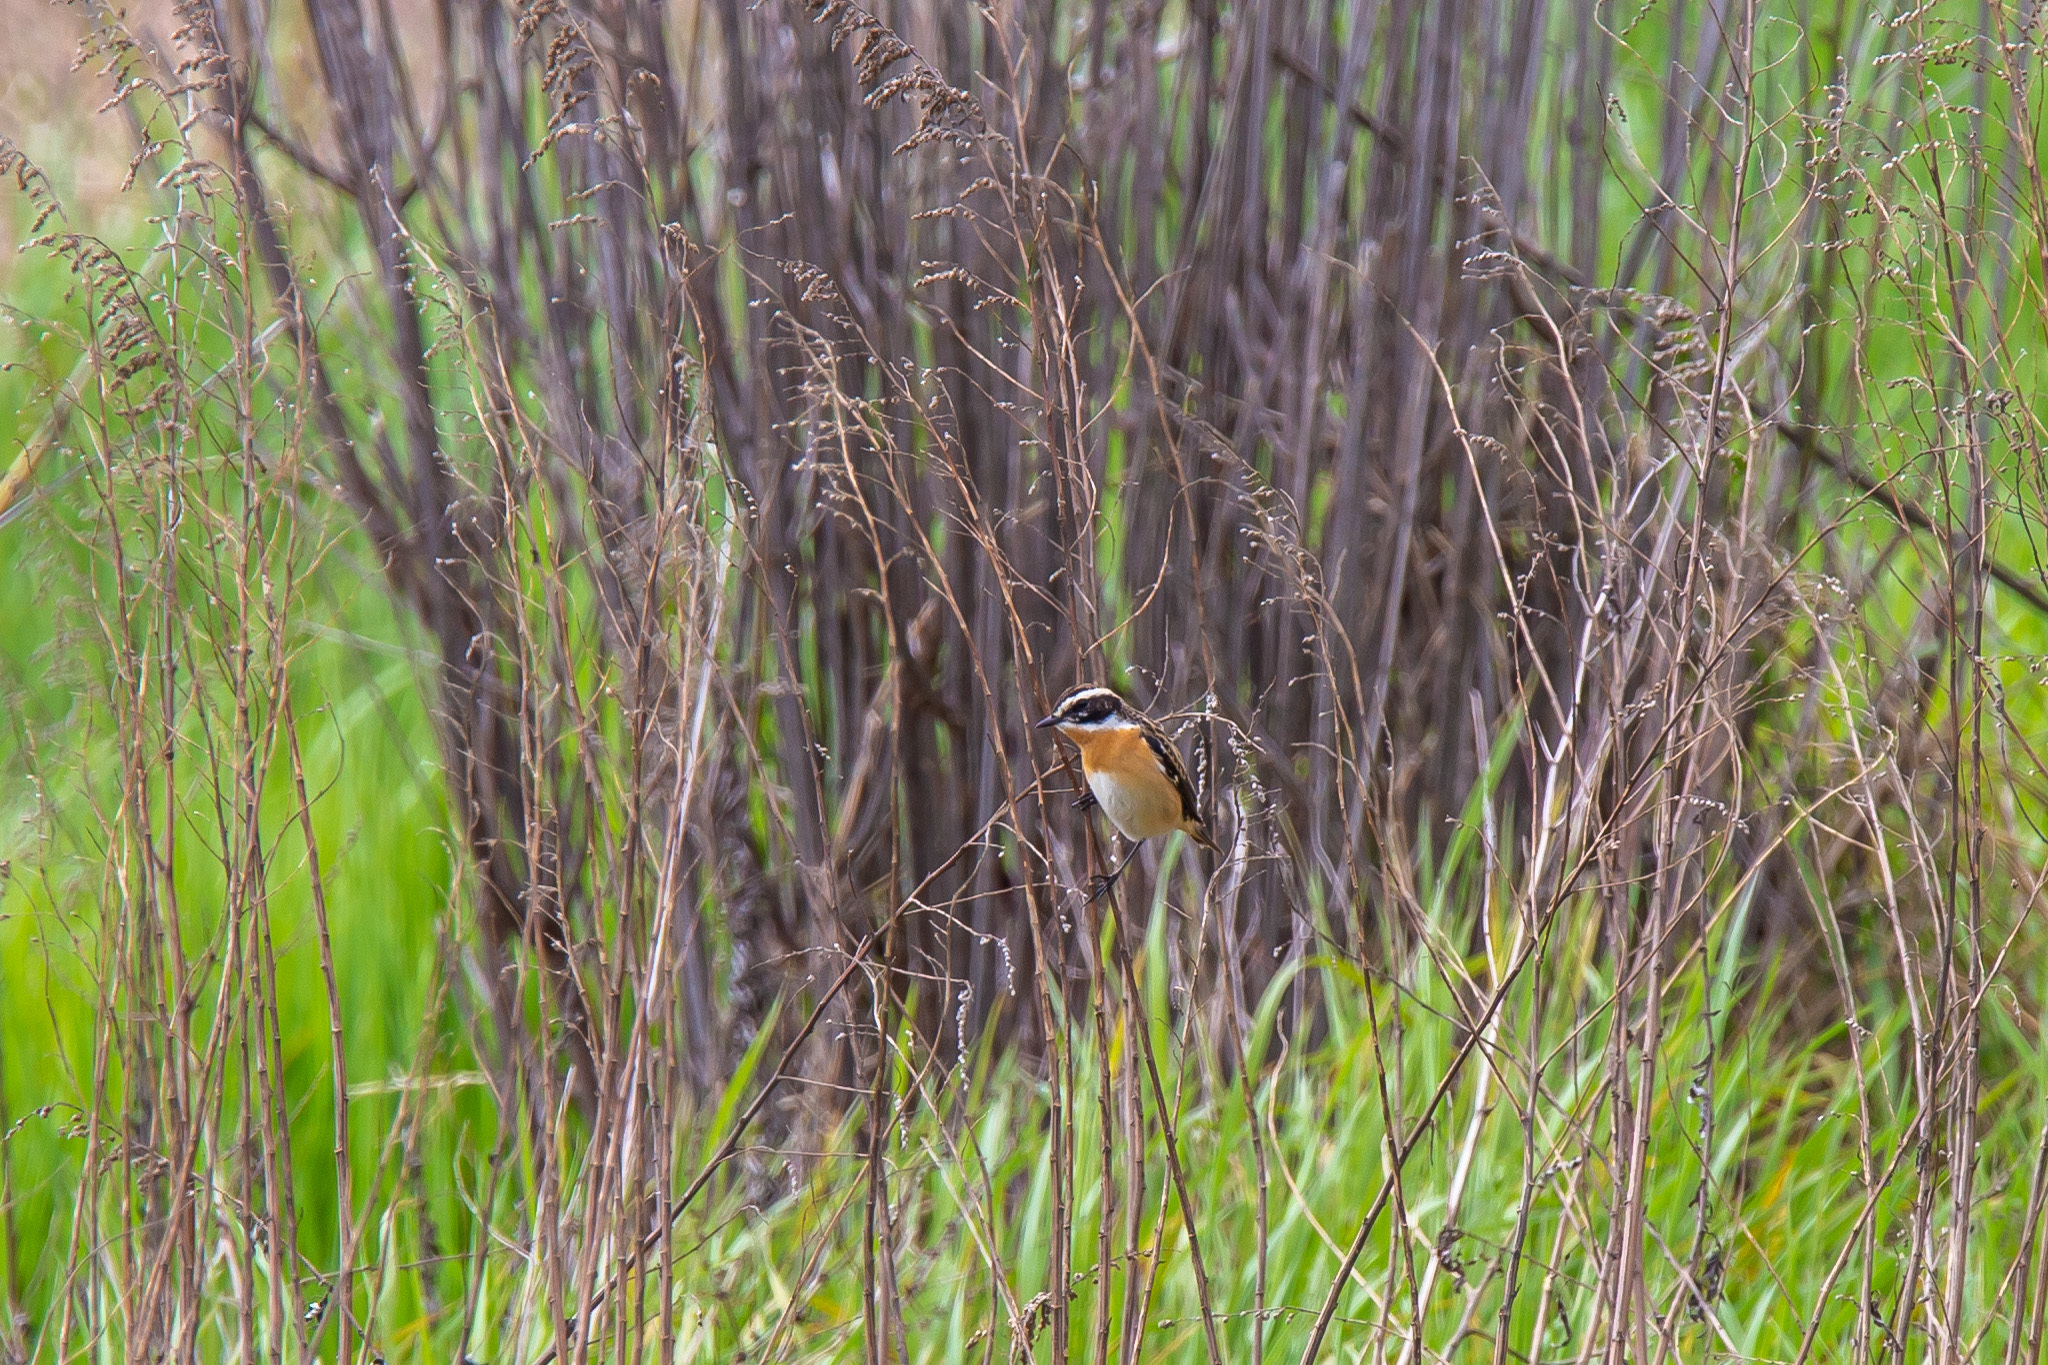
1071,726 -> 1187,841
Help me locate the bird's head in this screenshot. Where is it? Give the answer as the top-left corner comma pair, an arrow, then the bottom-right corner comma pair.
1036,685 -> 1134,735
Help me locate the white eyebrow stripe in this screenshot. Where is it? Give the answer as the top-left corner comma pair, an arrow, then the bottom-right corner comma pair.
1055,686 -> 1122,711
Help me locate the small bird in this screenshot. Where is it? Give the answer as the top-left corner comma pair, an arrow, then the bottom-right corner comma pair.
1036,685 -> 1217,892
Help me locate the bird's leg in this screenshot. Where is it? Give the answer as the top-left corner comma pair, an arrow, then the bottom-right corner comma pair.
1071,789 -> 1099,813
1087,841 -> 1144,904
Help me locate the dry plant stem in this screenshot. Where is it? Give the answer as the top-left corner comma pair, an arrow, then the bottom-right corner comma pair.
1211,837 -> 1270,1365
0,348 -> 92,527
282,695 -> 356,1365
1295,884 -> 1565,1365
1100,880 -> 1224,1365
1491,890 -> 1548,1365
1088,942 -> 1119,1365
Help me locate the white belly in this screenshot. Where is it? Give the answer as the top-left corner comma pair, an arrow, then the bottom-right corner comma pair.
1087,766 -> 1184,842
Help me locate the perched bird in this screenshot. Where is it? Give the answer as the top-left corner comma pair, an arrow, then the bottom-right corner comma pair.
1036,685 -> 1217,892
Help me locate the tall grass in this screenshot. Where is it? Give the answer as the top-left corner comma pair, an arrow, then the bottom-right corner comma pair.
2,0 -> 2047,1361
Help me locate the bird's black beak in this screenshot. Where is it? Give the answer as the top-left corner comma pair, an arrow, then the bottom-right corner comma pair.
1035,714 -> 1058,729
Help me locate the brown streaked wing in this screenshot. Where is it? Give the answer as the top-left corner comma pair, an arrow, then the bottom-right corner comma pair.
1137,718 -> 1202,827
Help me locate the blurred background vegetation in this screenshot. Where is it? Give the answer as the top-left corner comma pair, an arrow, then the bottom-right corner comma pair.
3,0 -> 2048,1362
